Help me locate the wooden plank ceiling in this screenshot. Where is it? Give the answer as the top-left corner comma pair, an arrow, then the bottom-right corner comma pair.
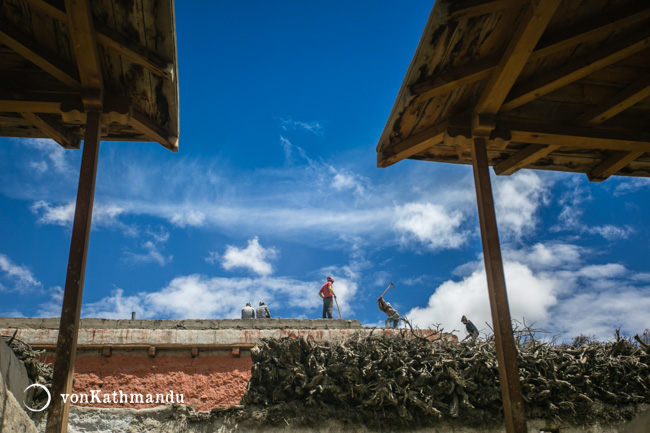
0,0 -> 179,151
377,0 -> 650,181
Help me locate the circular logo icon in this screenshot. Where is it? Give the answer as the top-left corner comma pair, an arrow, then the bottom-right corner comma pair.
23,383 -> 51,412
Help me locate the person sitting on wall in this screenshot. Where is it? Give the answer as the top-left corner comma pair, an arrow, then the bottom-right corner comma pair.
461,315 -> 479,342
241,302 -> 255,319
256,301 -> 271,319
377,296 -> 401,329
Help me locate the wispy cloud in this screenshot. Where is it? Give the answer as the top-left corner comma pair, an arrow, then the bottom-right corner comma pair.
551,176 -> 634,241
0,253 -> 42,293
122,227 -> 172,267
221,237 -> 279,276
279,117 -> 324,135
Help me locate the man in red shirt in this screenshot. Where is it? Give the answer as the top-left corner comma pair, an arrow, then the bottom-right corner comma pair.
318,276 -> 337,318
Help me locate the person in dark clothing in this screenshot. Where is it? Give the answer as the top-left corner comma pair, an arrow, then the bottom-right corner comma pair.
318,276 -> 337,319
461,315 -> 479,342
241,302 -> 255,319
377,296 -> 401,328
256,301 -> 271,318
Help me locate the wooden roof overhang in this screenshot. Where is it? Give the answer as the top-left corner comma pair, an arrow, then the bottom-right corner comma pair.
377,2 -> 650,432
0,1 -> 179,432
0,0 -> 179,151
377,0 -> 650,182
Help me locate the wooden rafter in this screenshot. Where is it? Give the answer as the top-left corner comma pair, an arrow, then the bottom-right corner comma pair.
65,0 -> 103,109
530,2 -> 650,62
24,0 -> 174,79
410,4 -> 650,101
448,0 -> 527,20
20,112 -> 79,149
574,76 -> 650,126
94,22 -> 174,80
474,0 -> 561,116
0,18 -> 80,89
501,29 -> 650,112
493,144 -> 559,176
130,110 -> 179,152
0,99 -> 62,113
500,120 -> 650,152
377,123 -> 447,168
588,151 -> 645,182
411,57 -> 499,101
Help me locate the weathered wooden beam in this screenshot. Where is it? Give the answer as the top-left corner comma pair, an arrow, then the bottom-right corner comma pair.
500,121 -> 650,152
530,3 -> 650,62
377,123 -> 447,168
411,57 -> 499,100
130,110 -> 178,152
24,0 -> 174,79
588,151 -> 645,182
471,138 -> 527,433
448,0 -> 527,20
94,22 -> 174,80
65,0 -> 103,110
502,29 -> 650,111
475,0 -> 561,115
493,143 -> 559,175
573,76 -> 650,126
20,112 -> 80,149
0,17 -> 80,89
23,0 -> 67,22
410,4 -> 650,100
0,99 -> 62,113
45,111 -> 101,433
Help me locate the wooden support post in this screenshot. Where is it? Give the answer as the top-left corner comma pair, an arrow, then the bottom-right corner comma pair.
471,138 -> 527,433
45,111 -> 101,433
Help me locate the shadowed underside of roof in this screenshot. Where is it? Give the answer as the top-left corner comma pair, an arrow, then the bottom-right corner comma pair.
0,0 -> 179,151
377,0 -> 650,181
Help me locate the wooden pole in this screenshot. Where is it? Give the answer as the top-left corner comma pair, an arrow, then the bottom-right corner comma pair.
471,137 -> 527,433
46,111 -> 102,433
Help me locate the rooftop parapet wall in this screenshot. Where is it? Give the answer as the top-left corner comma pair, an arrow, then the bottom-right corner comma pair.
0,318 -> 455,350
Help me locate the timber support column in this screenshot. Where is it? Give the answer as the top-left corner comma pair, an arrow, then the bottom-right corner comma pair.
46,111 -> 102,433
471,137 -> 527,433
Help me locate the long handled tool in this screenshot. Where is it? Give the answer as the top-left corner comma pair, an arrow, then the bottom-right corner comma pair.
379,281 -> 396,298
334,296 -> 343,319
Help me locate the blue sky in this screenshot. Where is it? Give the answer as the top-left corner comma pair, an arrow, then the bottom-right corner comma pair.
1,1 -> 649,342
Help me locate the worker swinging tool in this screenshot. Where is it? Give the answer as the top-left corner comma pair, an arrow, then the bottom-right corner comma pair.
377,281 -> 402,329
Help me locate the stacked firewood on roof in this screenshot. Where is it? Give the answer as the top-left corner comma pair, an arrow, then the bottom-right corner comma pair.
242,330 -> 650,424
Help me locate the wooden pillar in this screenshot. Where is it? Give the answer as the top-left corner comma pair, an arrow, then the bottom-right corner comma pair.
471,138 -> 527,433
46,112 -> 102,433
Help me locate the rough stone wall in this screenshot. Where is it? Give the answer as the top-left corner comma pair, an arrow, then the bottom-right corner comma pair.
29,404 -> 648,433
0,339 -> 38,433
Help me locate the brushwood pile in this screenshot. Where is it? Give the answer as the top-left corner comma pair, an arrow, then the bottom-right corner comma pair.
242,332 -> 650,425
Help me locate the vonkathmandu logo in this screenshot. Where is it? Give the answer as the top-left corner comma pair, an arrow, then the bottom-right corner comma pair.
23,385 -> 183,412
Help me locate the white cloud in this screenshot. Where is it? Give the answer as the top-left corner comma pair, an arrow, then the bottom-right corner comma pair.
82,288 -> 147,320
30,200 -> 131,233
406,260 -> 558,336
80,274 -> 331,320
221,237 -> 278,276
0,254 -> 42,292
24,138 -> 71,174
612,177 -> 650,196
406,242 -> 650,342
123,240 -> 173,267
393,202 -> 469,251
493,171 -> 548,240
170,210 -> 206,228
